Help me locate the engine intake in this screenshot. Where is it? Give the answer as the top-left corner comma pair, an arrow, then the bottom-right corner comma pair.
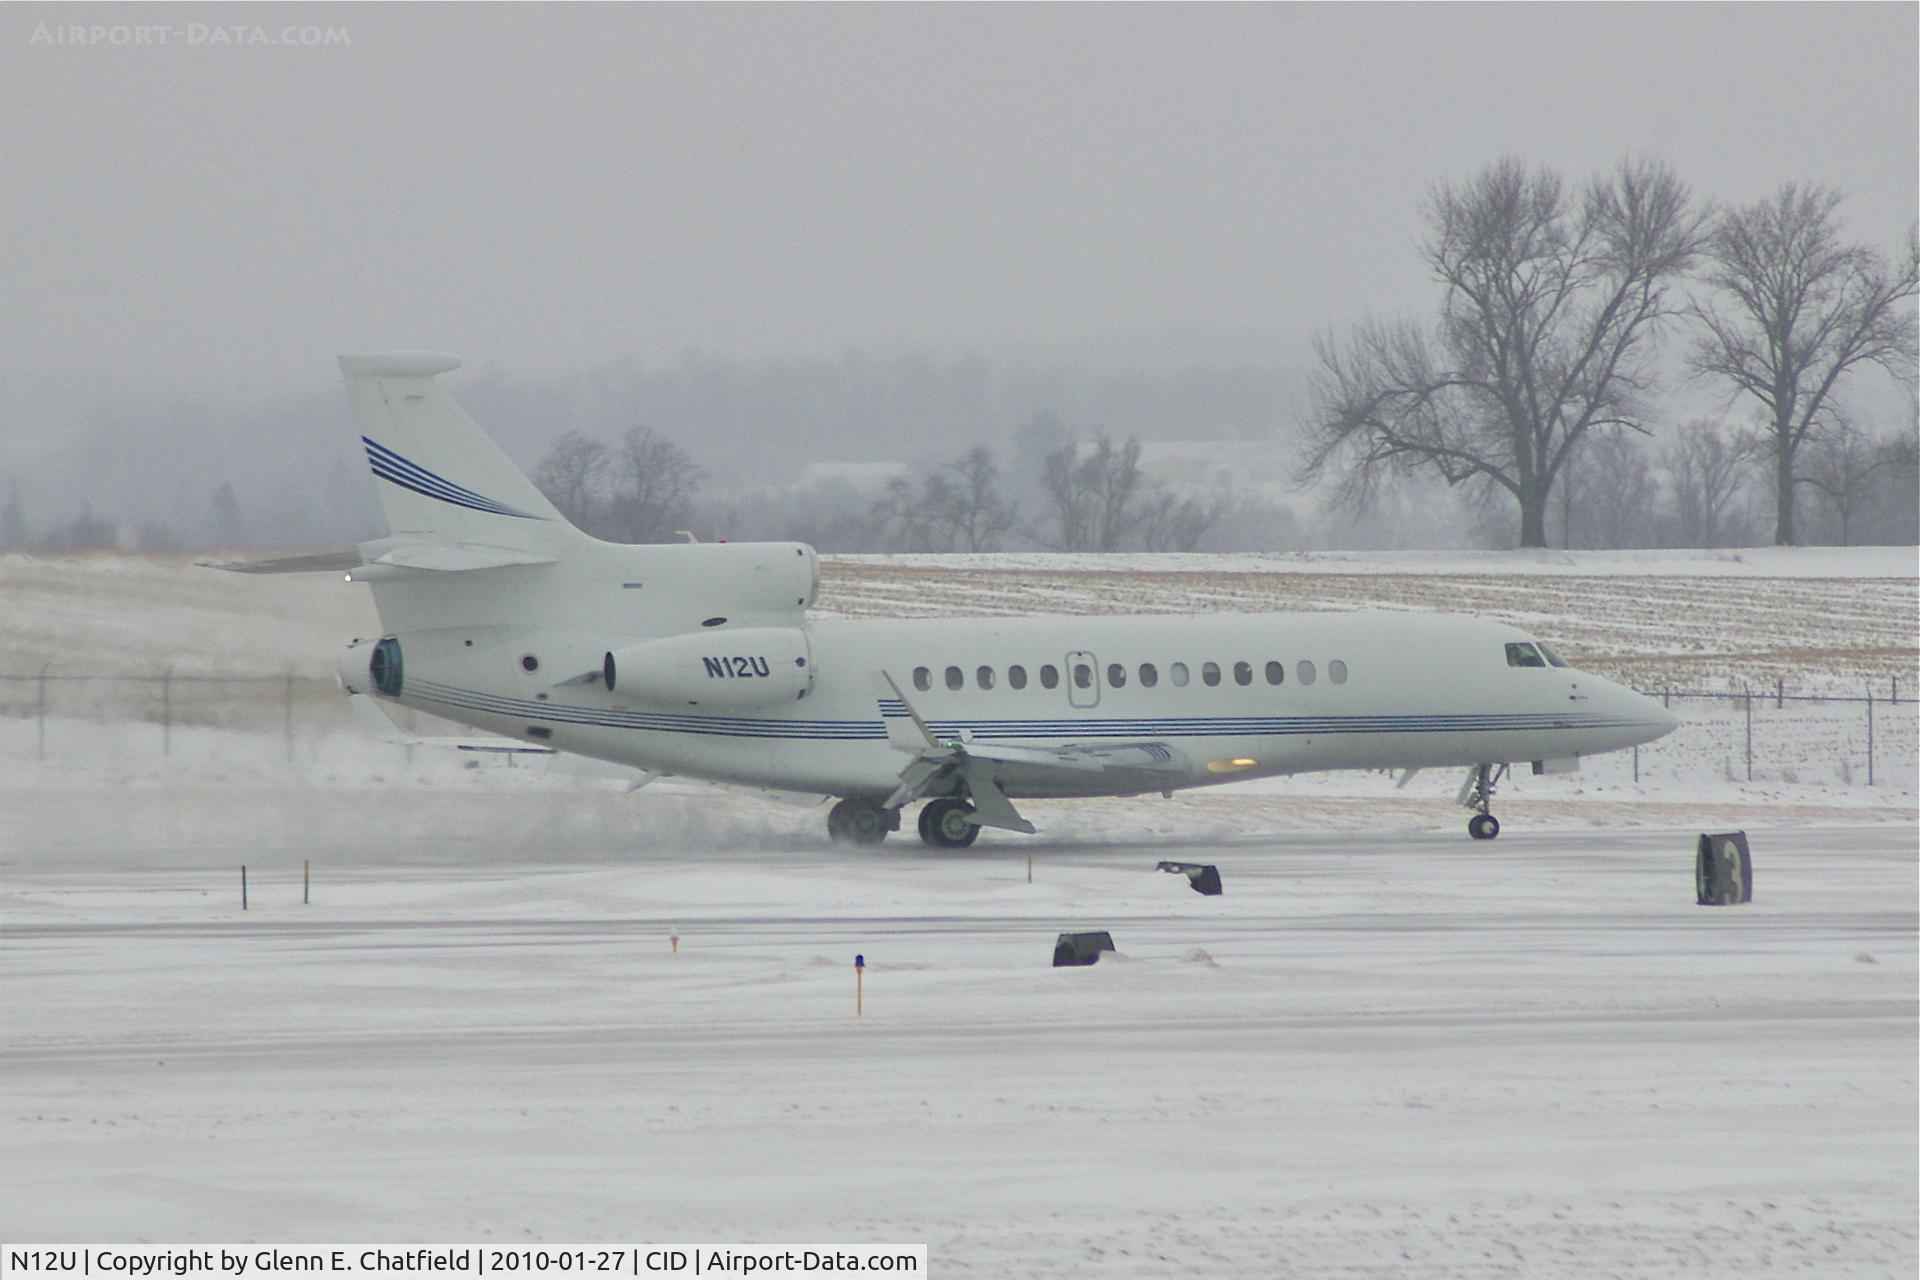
337,636 -> 403,697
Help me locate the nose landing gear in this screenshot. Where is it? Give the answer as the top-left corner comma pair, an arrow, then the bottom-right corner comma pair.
1460,763 -> 1506,839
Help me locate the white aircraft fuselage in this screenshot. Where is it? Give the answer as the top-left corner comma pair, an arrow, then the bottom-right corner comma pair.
345,608 -> 1668,800
249,351 -> 1678,847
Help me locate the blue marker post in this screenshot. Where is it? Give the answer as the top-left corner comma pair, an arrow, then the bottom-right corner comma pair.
854,954 -> 865,1018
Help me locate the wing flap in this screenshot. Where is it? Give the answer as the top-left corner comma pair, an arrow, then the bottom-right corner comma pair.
872,670 -> 1184,833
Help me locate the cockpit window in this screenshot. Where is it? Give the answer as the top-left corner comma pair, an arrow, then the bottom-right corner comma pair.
1504,642 -> 1547,668
1536,642 -> 1569,668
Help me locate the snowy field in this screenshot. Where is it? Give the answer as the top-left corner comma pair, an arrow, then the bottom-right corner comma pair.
2,548 -> 1914,692
3,788 -> 1915,1276
2,548 -> 1916,1272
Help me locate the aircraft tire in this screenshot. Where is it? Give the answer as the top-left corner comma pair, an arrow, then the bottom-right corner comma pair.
1468,813 -> 1500,840
918,798 -> 980,848
829,798 -> 890,846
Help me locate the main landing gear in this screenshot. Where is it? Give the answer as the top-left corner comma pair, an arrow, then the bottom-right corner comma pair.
826,798 -> 895,846
1461,763 -> 1506,840
917,797 -> 980,849
826,796 -> 981,848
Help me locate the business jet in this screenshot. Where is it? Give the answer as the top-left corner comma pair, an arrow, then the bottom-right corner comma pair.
221,351 -> 1678,847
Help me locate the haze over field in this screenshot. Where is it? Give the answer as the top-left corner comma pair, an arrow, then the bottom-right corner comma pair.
1,4 -> 1915,550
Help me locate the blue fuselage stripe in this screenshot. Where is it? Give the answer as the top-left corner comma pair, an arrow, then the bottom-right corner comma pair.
404,680 -> 1651,743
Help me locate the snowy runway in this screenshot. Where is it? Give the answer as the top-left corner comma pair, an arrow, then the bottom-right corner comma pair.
4,803 -> 1914,1277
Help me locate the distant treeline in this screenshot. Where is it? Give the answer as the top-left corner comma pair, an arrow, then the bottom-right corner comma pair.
4,160 -> 1914,553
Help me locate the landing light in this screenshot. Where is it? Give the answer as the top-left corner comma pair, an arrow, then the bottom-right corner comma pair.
1207,757 -> 1259,774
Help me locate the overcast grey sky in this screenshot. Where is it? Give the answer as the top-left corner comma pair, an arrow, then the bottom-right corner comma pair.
4,1 -> 1914,415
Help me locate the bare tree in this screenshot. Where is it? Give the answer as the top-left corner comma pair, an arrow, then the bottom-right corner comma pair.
604,425 -> 704,543
870,474 -> 943,551
1038,434 -> 1148,551
1800,414 -> 1903,546
208,480 -> 244,546
1582,429 -> 1661,549
0,480 -> 25,546
1037,444 -> 1094,551
869,447 -> 1019,551
934,446 -> 1020,551
1301,157 -> 1706,547
1136,489 -> 1221,552
532,430 -> 612,532
1690,185 -> 1919,544
1872,420 -> 1920,544
1663,418 -> 1753,548
51,501 -> 116,550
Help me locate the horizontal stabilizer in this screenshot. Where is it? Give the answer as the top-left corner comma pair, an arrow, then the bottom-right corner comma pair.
202,542 -> 556,578
199,551 -> 363,575
358,541 -> 558,574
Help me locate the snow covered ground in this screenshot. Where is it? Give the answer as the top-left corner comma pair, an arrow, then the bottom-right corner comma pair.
3,787 -> 1914,1275
2,548 -> 1915,1271
4,548 -> 1914,692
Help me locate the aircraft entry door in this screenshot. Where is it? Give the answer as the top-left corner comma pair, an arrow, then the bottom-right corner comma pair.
1065,650 -> 1100,709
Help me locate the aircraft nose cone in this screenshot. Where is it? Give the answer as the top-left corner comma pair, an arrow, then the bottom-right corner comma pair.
1638,688 -> 1681,738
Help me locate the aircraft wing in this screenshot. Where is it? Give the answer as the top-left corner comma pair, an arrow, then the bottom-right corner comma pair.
875,674 -> 1185,833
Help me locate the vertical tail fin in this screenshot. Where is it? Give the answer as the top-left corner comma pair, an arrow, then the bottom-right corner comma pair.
339,352 -> 571,545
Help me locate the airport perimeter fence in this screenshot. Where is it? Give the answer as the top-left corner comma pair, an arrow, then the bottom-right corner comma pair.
0,668 -> 1913,789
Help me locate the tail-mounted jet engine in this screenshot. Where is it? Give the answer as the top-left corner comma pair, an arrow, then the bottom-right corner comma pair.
337,636 -> 404,697
603,626 -> 814,710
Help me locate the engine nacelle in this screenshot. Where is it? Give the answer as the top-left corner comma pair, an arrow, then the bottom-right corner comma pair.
603,627 -> 814,710
337,636 -> 404,697
623,541 -> 821,625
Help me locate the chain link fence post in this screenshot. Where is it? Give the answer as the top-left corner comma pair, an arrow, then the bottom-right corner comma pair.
36,662 -> 49,762
1866,683 -> 1875,787
1744,685 -> 1753,782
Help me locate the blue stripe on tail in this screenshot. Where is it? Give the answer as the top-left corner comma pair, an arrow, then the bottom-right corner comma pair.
362,437 -> 546,520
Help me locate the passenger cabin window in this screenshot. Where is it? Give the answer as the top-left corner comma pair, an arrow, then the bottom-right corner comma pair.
1505,642 -> 1547,668
1170,662 -> 1190,687
1265,660 -> 1284,685
1233,661 -> 1253,686
946,665 -> 965,690
1139,662 -> 1158,688
913,666 -> 932,692
1009,665 -> 1028,690
1297,660 -> 1317,685
1107,662 -> 1127,688
1073,662 -> 1093,690
1329,659 -> 1348,685
1040,664 -> 1060,689
977,665 -> 995,690
1202,661 -> 1221,687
